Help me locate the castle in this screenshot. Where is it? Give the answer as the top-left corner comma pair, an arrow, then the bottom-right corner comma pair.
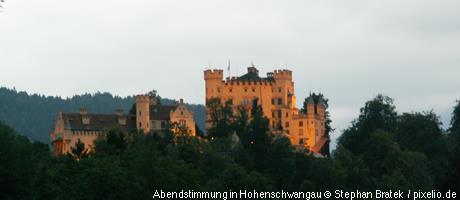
204,66 -> 327,153
50,66 -> 328,156
50,96 -> 196,156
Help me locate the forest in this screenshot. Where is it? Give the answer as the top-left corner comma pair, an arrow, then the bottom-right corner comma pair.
1,92 -> 460,199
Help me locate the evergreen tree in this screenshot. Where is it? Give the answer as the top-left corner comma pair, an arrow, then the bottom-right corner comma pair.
70,139 -> 90,160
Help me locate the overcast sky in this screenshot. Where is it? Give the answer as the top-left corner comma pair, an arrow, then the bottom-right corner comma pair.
1,0 -> 459,145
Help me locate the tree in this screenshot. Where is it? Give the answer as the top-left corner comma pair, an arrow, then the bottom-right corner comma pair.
94,128 -> 129,156
70,139 -> 90,160
396,111 -> 449,187
443,100 -> 460,191
0,122 -> 50,199
206,98 -> 235,137
242,98 -> 271,170
338,94 -> 398,154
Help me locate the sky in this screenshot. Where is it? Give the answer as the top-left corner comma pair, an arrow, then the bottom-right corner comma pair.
1,0 -> 460,146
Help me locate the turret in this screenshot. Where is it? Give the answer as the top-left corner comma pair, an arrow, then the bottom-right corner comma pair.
306,96 -> 315,116
273,69 -> 293,81
204,69 -> 224,81
136,95 -> 150,133
204,69 -> 224,100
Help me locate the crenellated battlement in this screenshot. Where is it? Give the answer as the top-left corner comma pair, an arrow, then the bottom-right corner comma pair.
223,78 -> 274,86
204,69 -> 224,80
135,95 -> 150,102
273,69 -> 292,80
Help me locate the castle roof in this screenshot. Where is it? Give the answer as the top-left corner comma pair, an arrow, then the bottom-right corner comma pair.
236,66 -> 275,82
306,96 -> 315,104
150,105 -> 179,120
61,113 -> 136,132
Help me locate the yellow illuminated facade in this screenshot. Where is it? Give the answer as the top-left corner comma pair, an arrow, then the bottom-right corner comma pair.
204,66 -> 327,153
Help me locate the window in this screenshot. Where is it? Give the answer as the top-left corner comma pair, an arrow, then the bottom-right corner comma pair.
181,111 -> 184,115
299,121 -> 303,127
244,88 -> 248,92
299,139 -> 304,145
285,112 -> 289,118
278,88 -> 282,93
252,88 -> 255,92
271,99 -> 275,105
139,111 -> 142,116
277,110 -> 282,118
285,122 -> 289,128
278,98 -> 282,105
161,121 -> 166,128
229,88 -> 233,93
179,120 -> 186,127
139,122 -> 142,127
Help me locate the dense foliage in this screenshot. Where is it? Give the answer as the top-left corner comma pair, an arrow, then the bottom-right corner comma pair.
0,87 -> 205,142
0,94 -> 459,199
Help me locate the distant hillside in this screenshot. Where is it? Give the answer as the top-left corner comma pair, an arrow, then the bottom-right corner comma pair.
0,87 -> 206,143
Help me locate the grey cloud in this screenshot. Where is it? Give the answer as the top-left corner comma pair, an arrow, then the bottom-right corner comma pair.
0,0 -> 459,147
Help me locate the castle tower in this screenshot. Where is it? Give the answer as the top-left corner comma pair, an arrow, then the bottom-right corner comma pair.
136,95 -> 150,134
306,96 -> 315,117
273,69 -> 295,108
204,69 -> 224,101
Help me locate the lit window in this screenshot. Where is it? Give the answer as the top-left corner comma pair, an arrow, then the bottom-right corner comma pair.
179,120 -> 186,127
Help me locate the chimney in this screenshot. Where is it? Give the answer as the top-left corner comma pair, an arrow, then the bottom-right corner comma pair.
79,107 -> 88,115
180,98 -> 184,104
247,66 -> 259,75
114,109 -> 126,125
114,108 -> 124,116
80,107 -> 90,125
